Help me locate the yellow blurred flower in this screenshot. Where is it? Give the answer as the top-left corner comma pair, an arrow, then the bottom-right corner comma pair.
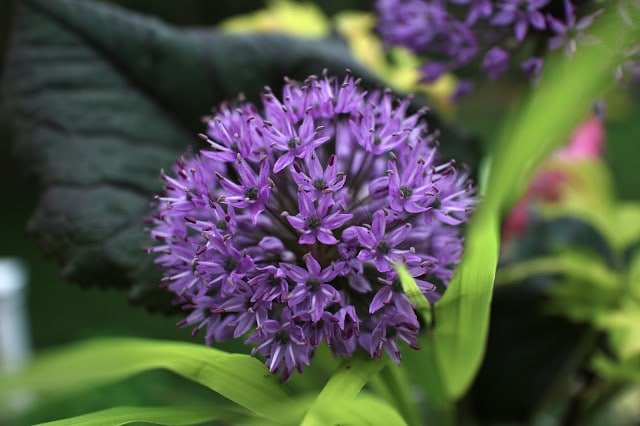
219,0 -> 457,115
220,0 -> 329,37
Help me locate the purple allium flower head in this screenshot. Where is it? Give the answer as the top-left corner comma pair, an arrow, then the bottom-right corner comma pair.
147,72 -> 476,381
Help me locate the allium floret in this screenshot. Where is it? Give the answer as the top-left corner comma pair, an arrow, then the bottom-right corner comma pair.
147,72 -> 476,381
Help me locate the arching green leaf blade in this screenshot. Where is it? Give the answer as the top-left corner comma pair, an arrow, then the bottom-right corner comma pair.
309,392 -> 408,426
300,354 -> 386,426
0,338 -> 290,423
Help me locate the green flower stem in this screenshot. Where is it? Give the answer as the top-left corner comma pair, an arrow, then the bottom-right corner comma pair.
536,330 -> 600,423
423,401 -> 457,426
377,364 -> 421,426
300,355 -> 386,426
369,375 -> 395,403
580,381 -> 629,424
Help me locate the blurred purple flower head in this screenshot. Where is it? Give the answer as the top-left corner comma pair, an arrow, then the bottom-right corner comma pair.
146,73 -> 476,381
375,0 -> 623,94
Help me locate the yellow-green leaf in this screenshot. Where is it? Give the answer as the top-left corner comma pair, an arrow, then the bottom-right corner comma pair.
0,338 -> 290,423
37,405 -> 225,426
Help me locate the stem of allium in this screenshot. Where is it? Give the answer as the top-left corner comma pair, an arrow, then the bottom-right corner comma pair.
315,244 -> 338,268
263,205 -> 298,242
271,171 -> 299,213
377,363 -> 421,426
310,243 -> 322,265
347,195 -> 373,214
531,329 -> 598,426
386,213 -> 420,232
284,185 -> 301,214
575,381 -> 628,425
425,401 -> 457,426
350,151 -> 374,196
524,242 -> 630,425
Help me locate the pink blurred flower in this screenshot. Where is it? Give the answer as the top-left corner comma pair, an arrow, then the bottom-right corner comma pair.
555,114 -> 605,160
502,112 -> 605,242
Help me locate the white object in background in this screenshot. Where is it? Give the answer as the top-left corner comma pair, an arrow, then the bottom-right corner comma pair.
0,258 -> 31,375
0,258 -> 33,417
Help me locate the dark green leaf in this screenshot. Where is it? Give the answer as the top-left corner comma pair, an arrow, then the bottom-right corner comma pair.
468,285 -> 590,423
2,0 -> 476,310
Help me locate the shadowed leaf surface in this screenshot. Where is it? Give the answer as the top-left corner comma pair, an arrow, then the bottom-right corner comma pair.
469,284 -> 589,422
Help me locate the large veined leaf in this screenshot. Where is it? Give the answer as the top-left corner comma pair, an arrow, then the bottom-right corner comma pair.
0,338 -> 292,423
1,0 -> 477,311
418,6 -> 640,402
